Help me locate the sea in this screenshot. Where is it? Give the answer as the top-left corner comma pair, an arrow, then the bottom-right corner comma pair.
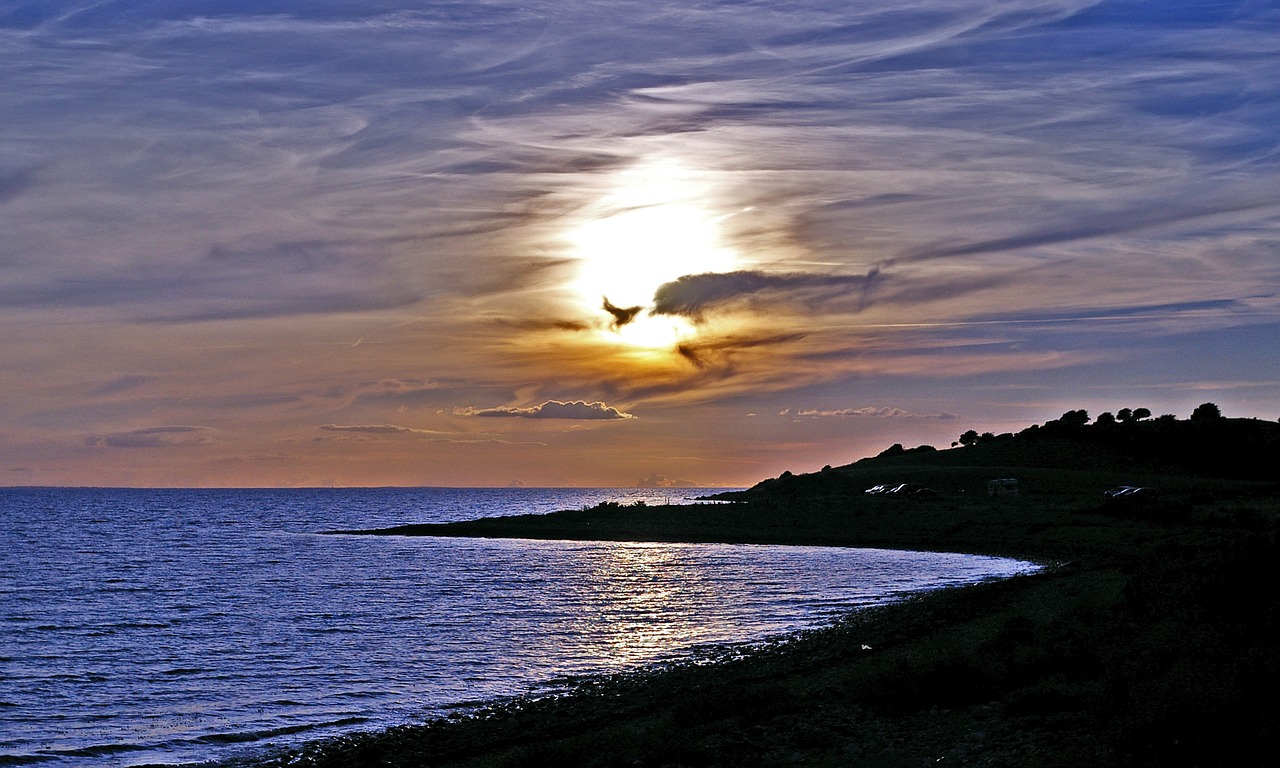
0,487 -> 1037,767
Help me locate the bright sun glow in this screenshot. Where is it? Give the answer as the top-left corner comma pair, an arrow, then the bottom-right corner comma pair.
565,160 -> 739,349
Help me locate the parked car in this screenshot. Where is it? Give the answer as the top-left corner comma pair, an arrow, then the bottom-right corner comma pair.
1104,485 -> 1159,503
888,483 -> 937,496
867,483 -> 938,497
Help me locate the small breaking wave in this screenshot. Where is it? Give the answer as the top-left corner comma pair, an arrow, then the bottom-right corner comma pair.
194,717 -> 371,745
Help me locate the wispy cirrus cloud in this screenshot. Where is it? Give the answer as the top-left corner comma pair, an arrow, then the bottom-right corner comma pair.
3,0 -> 1280,486
793,407 -> 960,420
85,426 -> 215,449
455,400 -> 635,420
318,424 -> 449,436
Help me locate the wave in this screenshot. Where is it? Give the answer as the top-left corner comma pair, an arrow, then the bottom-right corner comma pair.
38,743 -> 149,759
0,755 -> 58,766
159,667 -> 214,676
193,717 -> 371,745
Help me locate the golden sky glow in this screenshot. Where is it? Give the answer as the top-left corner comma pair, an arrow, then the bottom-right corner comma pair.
1,1 -> 1278,487
563,159 -> 740,351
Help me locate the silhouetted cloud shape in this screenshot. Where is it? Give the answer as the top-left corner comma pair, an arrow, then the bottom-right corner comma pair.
457,400 -> 635,420
602,296 -> 644,329
652,269 -> 881,319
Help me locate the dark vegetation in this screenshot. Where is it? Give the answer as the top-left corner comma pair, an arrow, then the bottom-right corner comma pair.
258,406 -> 1280,767
939,404 -> 1279,480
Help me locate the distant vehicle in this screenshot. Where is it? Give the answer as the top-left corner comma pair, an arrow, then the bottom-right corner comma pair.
889,483 -> 937,496
866,483 -> 937,496
1104,485 -> 1159,502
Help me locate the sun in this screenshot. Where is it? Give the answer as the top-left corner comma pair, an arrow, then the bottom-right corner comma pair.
564,160 -> 739,349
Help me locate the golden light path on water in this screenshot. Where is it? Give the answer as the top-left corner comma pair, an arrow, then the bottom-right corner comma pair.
563,159 -> 744,351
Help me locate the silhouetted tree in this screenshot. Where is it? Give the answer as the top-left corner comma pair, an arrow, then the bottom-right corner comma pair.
1191,402 -> 1222,422
1133,407 -> 1152,421
1060,409 -> 1090,427
1117,408 -> 1133,423
1096,411 -> 1117,426
958,429 -> 979,447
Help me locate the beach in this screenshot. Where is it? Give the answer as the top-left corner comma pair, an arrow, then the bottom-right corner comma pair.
256,458 -> 1280,767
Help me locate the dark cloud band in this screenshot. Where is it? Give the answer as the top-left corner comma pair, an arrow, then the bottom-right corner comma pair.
651,269 -> 882,319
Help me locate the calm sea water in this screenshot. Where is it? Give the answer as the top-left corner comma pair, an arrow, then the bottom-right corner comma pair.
0,487 -> 1036,767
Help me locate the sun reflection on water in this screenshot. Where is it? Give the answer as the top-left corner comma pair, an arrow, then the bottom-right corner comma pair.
563,542 -> 728,666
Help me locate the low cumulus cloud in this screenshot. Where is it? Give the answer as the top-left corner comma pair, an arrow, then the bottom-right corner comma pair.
455,400 -> 635,420
636,472 -> 699,488
652,270 -> 882,320
86,426 -> 214,449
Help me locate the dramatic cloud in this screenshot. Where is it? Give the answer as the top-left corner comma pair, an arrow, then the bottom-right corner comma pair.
2,0 -> 1278,485
652,270 -> 881,320
457,400 -> 635,420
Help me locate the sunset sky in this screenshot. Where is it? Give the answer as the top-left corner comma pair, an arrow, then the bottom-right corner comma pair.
3,0 -> 1278,487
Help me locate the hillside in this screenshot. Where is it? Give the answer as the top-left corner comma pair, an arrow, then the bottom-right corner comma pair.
716,406 -> 1280,507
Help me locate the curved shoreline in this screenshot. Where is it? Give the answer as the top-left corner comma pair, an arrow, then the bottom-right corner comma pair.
250,478 -> 1278,767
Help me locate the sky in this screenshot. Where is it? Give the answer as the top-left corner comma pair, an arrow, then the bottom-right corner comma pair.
2,0 -> 1278,488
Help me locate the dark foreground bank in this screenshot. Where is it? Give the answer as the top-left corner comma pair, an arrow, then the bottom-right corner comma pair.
248,451 -> 1279,767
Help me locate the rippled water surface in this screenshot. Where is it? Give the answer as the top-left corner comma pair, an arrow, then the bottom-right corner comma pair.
0,488 -> 1036,766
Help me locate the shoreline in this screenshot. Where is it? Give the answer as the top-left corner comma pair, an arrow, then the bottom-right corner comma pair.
249,477 -> 1279,767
